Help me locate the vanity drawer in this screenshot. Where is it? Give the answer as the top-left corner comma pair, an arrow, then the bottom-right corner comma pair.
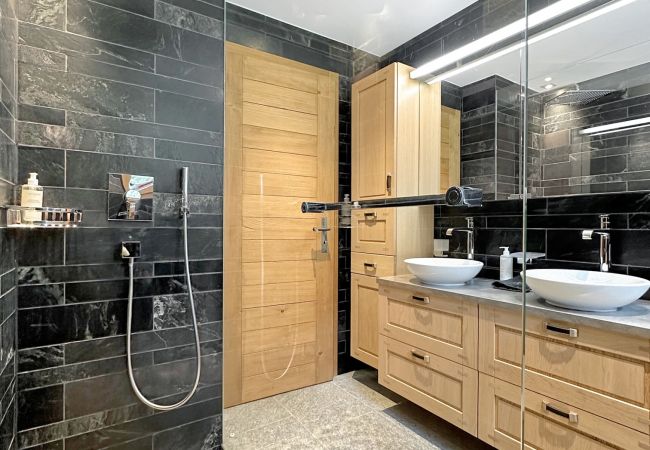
478,374 -> 649,450
479,304 -> 650,434
379,285 -> 478,368
379,335 -> 478,436
351,208 -> 395,255
351,252 -> 395,277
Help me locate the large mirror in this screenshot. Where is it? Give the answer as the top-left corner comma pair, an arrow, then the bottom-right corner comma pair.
437,0 -> 650,198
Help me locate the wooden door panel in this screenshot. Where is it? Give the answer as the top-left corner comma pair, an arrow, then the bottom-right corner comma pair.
242,195 -> 318,218
243,103 -> 318,135
243,125 -> 317,156
243,148 -> 317,177
225,43 -> 338,407
242,281 -> 317,309
351,273 -> 379,368
242,260 -> 315,286
243,171 -> 317,198
242,302 -> 317,331
243,79 -> 318,115
242,239 -> 318,263
242,322 -> 317,354
243,56 -> 318,93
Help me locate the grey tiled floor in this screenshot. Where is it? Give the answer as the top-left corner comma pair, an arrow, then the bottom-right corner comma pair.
223,369 -> 494,450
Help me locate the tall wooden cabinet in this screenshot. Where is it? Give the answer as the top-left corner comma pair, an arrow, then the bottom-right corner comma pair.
349,63 -> 460,368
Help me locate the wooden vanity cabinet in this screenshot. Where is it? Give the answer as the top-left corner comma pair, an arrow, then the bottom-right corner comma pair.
375,279 -> 650,448
350,63 -> 460,369
378,284 -> 479,435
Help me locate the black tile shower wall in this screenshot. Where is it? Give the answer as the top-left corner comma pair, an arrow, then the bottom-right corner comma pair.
226,4 -> 366,374
14,0 -> 223,448
540,62 -> 650,196
435,191 -> 650,298
0,0 -> 18,448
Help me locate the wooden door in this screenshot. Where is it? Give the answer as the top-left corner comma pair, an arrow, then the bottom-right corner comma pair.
224,43 -> 338,407
352,65 -> 395,200
350,273 -> 379,368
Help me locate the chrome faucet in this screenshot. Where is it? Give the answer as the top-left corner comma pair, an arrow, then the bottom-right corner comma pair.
582,214 -> 611,272
446,217 -> 475,260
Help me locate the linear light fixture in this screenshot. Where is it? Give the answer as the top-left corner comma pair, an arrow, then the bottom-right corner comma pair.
580,116 -> 650,135
410,0 -> 637,83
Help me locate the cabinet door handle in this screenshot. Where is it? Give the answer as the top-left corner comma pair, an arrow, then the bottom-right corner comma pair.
364,212 -> 377,220
545,322 -> 578,338
386,173 -> 392,194
364,262 -> 376,270
543,401 -> 578,423
411,295 -> 430,304
411,350 -> 430,363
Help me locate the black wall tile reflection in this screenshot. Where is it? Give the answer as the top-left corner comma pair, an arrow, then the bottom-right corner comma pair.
436,191 -> 650,299
0,0 -> 18,447
14,0 -> 223,448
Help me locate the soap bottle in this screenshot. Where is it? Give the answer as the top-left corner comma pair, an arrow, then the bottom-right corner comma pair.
499,246 -> 513,280
21,172 -> 43,223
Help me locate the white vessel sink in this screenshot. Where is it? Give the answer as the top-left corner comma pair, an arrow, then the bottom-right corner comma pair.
405,258 -> 484,286
526,269 -> 650,312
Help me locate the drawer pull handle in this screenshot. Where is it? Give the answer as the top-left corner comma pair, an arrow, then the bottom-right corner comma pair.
411,295 -> 430,304
545,322 -> 578,338
364,262 -> 377,270
364,212 -> 377,220
411,350 -> 430,363
543,401 -> 578,423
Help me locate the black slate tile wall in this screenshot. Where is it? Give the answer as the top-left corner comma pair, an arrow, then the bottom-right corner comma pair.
539,62 -> 650,196
14,0 -> 224,448
0,0 -> 18,449
435,191 -> 650,297
225,3 -> 367,374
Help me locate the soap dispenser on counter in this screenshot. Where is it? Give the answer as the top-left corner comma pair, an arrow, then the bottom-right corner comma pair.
499,246 -> 513,280
20,172 -> 43,222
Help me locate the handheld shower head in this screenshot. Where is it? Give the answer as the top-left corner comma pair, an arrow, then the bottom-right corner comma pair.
180,167 -> 190,216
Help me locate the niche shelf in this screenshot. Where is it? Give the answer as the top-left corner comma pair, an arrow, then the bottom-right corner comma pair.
4,205 -> 83,228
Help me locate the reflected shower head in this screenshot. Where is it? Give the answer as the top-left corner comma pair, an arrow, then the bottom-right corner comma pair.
545,89 -> 618,106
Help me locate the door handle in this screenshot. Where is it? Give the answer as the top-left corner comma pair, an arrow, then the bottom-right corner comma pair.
411,295 -> 430,304
386,173 -> 392,194
410,350 -> 430,363
313,217 -> 330,253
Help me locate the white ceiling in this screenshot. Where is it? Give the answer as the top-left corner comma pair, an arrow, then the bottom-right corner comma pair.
445,0 -> 650,90
227,0 -> 477,56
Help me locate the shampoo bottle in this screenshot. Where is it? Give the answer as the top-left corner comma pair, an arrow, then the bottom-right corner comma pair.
499,246 -> 513,281
21,172 -> 43,222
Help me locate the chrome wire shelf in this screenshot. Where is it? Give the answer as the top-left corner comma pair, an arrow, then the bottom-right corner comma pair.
4,205 -> 83,228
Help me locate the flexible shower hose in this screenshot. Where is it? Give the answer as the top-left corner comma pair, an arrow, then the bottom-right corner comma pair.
125,211 -> 202,410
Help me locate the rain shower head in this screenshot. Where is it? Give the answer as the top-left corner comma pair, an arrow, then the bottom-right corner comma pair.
545,89 -> 618,106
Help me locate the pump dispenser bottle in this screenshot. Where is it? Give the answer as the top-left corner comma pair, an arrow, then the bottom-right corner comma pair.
21,172 -> 43,222
499,246 -> 513,280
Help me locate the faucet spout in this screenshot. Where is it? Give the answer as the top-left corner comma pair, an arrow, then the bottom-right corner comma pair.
582,215 -> 611,272
446,217 -> 475,260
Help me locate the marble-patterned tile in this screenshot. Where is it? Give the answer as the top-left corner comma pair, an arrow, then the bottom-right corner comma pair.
18,0 -> 65,30
298,393 -> 372,440
273,381 -> 352,418
222,417 -> 314,450
316,411 -> 437,450
223,396 -> 290,438
382,402 -> 493,450
155,1 -> 223,38
333,370 -> 404,411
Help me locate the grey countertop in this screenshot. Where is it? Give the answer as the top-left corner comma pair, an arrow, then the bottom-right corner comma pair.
378,274 -> 650,338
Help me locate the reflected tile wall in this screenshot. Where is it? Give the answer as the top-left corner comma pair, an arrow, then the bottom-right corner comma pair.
0,0 -> 18,449
435,191 -> 650,298
15,0 -> 223,448
540,63 -> 650,196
